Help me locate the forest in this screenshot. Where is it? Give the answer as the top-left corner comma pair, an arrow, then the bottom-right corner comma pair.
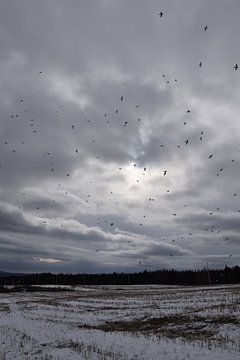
0,265 -> 239,286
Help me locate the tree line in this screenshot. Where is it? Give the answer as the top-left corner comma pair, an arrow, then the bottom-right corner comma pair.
0,265 -> 239,286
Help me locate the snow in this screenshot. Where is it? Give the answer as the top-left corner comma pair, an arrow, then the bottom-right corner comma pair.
0,284 -> 239,359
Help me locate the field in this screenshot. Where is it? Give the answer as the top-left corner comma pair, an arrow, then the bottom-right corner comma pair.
0,284 -> 239,359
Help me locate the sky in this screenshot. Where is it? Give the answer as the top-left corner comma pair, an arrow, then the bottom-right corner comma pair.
0,0 -> 240,274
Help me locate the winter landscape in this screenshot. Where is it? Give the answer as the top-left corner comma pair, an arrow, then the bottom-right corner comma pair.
0,284 -> 239,359
1,0 -> 240,358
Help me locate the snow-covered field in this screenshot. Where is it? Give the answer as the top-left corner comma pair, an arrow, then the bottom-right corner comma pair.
0,284 -> 239,359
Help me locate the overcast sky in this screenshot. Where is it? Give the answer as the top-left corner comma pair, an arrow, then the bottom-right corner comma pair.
0,0 -> 240,273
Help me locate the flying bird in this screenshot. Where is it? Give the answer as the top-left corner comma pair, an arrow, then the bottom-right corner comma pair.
233,64 -> 238,71
204,25 -> 208,31
158,11 -> 163,18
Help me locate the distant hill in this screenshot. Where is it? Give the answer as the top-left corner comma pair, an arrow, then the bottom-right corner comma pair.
0,271 -> 25,277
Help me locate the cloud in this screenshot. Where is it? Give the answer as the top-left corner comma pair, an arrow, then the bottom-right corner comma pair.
33,257 -> 62,264
0,0 -> 240,273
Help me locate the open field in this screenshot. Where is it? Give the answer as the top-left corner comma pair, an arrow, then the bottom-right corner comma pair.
0,284 -> 239,359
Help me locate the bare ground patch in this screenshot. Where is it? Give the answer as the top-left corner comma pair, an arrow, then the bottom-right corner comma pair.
78,313 -> 239,342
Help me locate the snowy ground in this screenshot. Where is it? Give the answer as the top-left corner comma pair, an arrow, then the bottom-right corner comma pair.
0,284 -> 239,359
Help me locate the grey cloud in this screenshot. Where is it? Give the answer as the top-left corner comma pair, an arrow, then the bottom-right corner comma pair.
0,0 -> 240,273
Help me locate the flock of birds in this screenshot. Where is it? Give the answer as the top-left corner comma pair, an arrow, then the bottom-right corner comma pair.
0,9 -> 239,268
